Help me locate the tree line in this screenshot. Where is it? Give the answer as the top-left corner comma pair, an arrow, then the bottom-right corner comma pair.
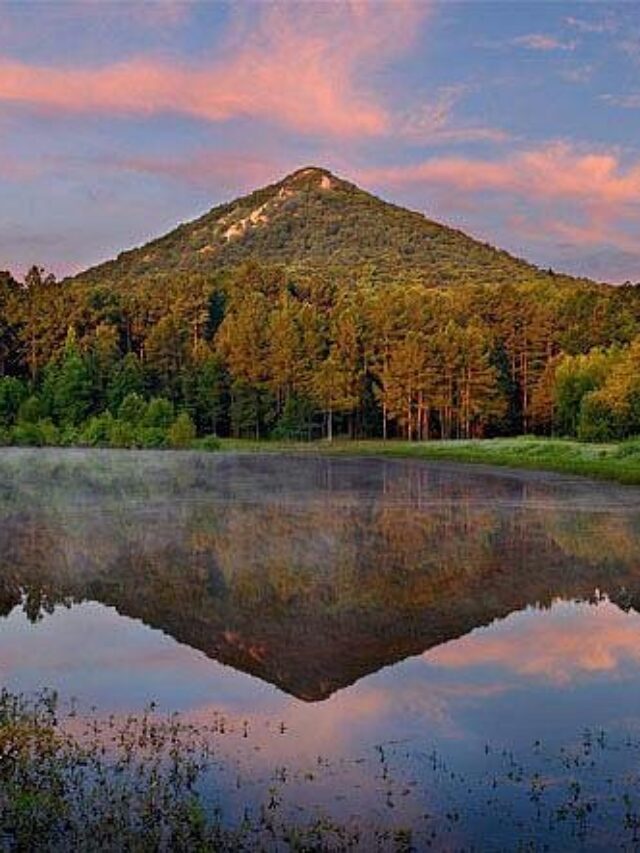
0,262 -> 639,446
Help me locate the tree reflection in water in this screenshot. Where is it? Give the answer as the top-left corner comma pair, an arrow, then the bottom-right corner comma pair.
0,449 -> 639,700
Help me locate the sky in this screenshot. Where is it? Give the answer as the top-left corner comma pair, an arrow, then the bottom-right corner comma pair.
0,0 -> 639,283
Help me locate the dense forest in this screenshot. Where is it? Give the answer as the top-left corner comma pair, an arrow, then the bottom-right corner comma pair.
0,262 -> 639,447
1,168 -> 639,447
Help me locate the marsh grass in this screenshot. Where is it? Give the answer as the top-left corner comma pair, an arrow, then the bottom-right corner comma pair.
216,436 -> 640,486
0,690 -> 367,852
4,691 -> 640,851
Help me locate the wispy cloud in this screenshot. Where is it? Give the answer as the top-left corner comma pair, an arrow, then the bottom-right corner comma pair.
399,84 -> 510,144
560,64 -> 595,84
360,142 -> 640,263
0,2 -> 430,139
564,15 -> 617,36
512,33 -> 577,52
428,601 -> 640,686
620,37 -> 640,65
601,92 -> 640,109
363,142 -> 640,209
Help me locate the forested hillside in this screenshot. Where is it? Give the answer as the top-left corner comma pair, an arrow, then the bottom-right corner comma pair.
0,168 -> 639,447
74,167 -> 588,290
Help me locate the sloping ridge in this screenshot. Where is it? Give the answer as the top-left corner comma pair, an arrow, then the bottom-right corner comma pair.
73,166 -> 590,289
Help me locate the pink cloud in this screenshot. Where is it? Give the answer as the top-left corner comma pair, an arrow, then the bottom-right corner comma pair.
0,2 -> 430,138
543,218 -> 640,255
427,600 -> 640,685
363,143 -> 640,207
360,143 -> 640,257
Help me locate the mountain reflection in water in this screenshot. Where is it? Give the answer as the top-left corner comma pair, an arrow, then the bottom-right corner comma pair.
0,449 -> 639,702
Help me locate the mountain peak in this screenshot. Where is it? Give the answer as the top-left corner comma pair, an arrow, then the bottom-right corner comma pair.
281,166 -> 343,192
73,167 -> 588,290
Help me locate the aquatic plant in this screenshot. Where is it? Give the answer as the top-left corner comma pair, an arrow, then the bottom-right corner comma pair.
4,690 -> 640,851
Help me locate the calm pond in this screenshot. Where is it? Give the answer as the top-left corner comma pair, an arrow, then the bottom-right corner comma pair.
2,449 -> 640,850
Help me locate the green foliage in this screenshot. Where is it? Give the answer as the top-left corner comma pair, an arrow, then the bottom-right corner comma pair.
553,348 -> 620,436
117,392 -> 147,425
0,376 -> 27,426
271,394 -> 315,440
80,413 -> 167,449
73,167 -> 589,291
11,420 -> 59,447
1,170 -> 640,448
37,419 -> 61,446
107,353 -> 144,412
168,412 -> 196,449
578,396 -> 621,442
138,427 -> 168,449
206,289 -> 226,337
108,420 -> 137,449
143,396 -> 174,429
557,340 -> 640,441
59,425 -> 81,447
80,412 -> 115,447
18,395 -> 46,425
44,330 -> 95,426
181,357 -> 225,434
230,380 -> 264,439
195,434 -> 222,451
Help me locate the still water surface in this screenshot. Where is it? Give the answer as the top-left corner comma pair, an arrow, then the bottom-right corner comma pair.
2,449 -> 640,849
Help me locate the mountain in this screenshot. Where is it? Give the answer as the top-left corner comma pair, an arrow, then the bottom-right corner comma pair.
73,166 -> 589,289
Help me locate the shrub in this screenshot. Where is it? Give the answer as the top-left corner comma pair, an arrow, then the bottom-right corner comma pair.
138,427 -> 168,449
17,396 -> 46,425
37,419 -> 60,446
271,395 -> 314,440
144,398 -> 174,430
80,412 -> 115,447
197,434 -> 221,451
12,422 -> 44,446
117,393 -> 147,425
59,425 -> 81,447
578,395 -> 623,442
615,439 -> 640,458
108,420 -> 138,449
168,412 -> 196,449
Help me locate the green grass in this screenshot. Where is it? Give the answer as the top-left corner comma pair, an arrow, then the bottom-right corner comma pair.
215,436 -> 640,486
4,434 -> 640,486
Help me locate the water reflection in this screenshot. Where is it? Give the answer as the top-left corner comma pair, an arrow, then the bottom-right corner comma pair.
1,449 -> 640,701
3,450 -> 640,847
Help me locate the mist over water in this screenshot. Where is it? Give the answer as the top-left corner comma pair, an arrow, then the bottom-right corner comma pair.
2,449 -> 640,848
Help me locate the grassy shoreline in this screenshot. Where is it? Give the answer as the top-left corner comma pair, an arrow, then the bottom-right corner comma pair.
3,435 -> 640,486
215,436 -> 640,486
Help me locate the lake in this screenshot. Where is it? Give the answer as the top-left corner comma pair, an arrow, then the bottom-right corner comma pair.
2,448 -> 640,850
